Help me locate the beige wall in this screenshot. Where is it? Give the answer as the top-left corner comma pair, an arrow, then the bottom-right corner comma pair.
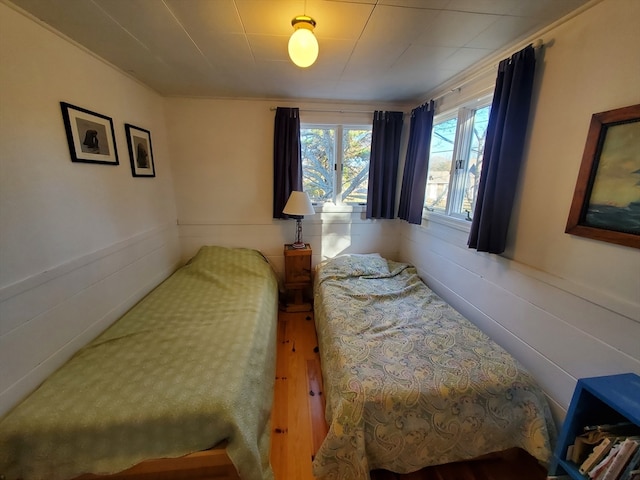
511,0 -> 640,305
0,3 -> 181,415
0,4 -> 179,287
165,98 -> 408,274
400,0 -> 640,423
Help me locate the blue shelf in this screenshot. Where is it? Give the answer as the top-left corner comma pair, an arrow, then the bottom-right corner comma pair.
548,373 -> 640,479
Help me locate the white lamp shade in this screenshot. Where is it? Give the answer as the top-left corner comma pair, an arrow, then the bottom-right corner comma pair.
288,28 -> 319,68
283,191 -> 315,216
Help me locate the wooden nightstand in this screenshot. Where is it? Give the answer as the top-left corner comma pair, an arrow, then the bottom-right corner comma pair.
282,243 -> 312,312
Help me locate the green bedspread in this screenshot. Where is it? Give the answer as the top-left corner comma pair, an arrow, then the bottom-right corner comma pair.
0,246 -> 279,480
312,254 -> 556,479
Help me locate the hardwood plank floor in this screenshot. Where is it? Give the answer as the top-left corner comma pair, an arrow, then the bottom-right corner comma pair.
270,310 -> 548,480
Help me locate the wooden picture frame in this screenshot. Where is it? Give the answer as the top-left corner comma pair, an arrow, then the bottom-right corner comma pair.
565,103 -> 640,249
125,123 -> 155,177
60,102 -> 118,165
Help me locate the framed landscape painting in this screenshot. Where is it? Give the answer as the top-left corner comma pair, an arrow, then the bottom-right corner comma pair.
60,102 -> 118,165
565,103 -> 640,249
124,123 -> 155,177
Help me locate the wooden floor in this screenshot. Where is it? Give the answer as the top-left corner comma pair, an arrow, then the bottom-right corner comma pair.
270,310 -> 548,480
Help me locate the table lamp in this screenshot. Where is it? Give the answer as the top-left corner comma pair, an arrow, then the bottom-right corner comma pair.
283,191 -> 315,249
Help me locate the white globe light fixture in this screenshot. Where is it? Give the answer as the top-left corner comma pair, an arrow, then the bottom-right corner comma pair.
288,15 -> 318,68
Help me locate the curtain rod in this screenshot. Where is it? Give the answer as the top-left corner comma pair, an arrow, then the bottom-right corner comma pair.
269,106 -> 375,114
429,39 -> 545,105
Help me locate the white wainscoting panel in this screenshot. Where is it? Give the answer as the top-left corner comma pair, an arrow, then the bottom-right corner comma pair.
399,222 -> 640,425
0,224 -> 180,416
178,213 -> 400,282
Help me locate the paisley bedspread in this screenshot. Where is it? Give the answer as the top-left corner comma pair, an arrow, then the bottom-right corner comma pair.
0,246 -> 279,480
312,254 -> 555,480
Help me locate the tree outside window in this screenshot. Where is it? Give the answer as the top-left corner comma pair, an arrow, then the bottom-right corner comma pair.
425,101 -> 491,221
301,125 -> 372,205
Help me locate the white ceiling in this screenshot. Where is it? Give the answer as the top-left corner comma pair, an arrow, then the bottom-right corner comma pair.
6,0 -> 592,103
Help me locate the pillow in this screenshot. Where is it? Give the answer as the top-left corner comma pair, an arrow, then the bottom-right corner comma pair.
321,253 -> 390,278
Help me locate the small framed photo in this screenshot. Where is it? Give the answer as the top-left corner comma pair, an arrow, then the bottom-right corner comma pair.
124,123 -> 155,177
60,102 -> 118,165
565,103 -> 640,249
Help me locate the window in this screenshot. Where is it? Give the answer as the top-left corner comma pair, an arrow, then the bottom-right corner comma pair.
301,125 -> 372,205
424,98 -> 491,222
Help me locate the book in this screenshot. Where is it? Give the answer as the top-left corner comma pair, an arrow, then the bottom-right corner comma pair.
620,444 -> 640,480
589,441 -> 623,479
574,430 -> 618,465
581,437 -> 617,475
597,437 -> 639,480
573,423 -> 640,466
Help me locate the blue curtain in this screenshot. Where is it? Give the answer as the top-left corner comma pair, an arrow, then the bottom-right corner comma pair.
366,111 -> 404,219
398,101 -> 435,224
468,45 -> 537,254
273,107 -> 302,219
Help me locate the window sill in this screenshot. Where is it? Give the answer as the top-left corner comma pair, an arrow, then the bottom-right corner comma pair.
422,212 -> 472,232
313,203 -> 366,214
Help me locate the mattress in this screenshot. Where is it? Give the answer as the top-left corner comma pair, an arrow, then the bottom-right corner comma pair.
312,254 -> 556,479
0,246 -> 279,480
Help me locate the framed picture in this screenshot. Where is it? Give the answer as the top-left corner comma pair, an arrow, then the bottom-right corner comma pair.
124,123 -> 155,177
60,102 -> 118,165
565,103 -> 640,249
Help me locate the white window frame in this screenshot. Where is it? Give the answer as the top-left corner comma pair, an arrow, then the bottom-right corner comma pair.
301,123 -> 372,211
424,94 -> 493,226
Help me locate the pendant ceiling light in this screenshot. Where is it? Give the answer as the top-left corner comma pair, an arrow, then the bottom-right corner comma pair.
288,15 -> 318,68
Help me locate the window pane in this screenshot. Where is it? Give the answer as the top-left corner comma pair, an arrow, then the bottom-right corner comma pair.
301,127 -> 335,203
425,117 -> 457,213
341,128 -> 371,204
462,105 -> 490,219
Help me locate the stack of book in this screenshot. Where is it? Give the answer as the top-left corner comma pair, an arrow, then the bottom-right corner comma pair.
568,422 -> 640,480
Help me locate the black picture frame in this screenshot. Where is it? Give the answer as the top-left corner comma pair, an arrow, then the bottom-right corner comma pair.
124,123 -> 155,177
60,102 -> 118,165
565,103 -> 640,249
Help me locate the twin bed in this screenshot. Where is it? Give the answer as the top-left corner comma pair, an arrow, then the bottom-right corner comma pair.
0,248 -> 555,480
311,254 -> 555,479
0,246 -> 279,480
